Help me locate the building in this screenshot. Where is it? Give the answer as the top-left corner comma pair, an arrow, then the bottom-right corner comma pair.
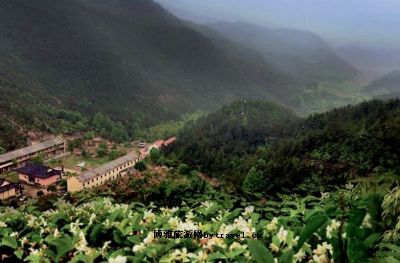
163,137 -> 176,147
0,179 -> 18,200
144,137 -> 177,158
0,138 -> 65,174
18,163 -> 62,187
149,140 -> 164,151
67,152 -> 139,193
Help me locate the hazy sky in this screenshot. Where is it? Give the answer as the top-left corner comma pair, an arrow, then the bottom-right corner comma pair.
156,0 -> 400,49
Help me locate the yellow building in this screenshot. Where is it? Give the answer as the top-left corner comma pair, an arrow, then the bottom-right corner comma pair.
67,152 -> 139,193
0,179 -> 18,200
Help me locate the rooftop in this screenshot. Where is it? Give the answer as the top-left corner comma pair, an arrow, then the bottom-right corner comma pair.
0,179 -> 17,193
163,137 -> 176,146
0,138 -> 64,164
79,152 -> 138,182
18,163 -> 62,179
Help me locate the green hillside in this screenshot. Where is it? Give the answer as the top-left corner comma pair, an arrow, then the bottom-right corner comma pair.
167,98 -> 400,194
364,70 -> 400,95
0,0 -> 295,139
166,99 -> 300,180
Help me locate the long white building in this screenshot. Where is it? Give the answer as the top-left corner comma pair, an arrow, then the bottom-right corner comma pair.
67,152 -> 139,192
0,138 -> 65,174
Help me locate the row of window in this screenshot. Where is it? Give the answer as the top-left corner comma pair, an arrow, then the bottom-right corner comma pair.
15,147 -> 64,162
83,160 -> 136,188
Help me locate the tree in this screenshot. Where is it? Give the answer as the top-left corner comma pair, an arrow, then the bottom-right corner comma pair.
150,148 -> 162,164
134,161 -> 147,172
108,149 -> 123,161
110,122 -> 129,143
83,131 -> 95,140
47,185 -> 57,192
31,154 -> 45,164
242,167 -> 266,193
96,143 -> 108,157
178,163 -> 191,175
92,113 -> 128,143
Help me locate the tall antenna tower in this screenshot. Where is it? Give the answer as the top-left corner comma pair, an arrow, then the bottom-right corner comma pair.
241,98 -> 247,116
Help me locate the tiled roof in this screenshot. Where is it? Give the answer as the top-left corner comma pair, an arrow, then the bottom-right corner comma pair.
163,137 -> 176,146
0,138 -> 64,164
18,163 -> 62,179
79,152 -> 138,182
0,179 -> 17,193
153,140 -> 164,148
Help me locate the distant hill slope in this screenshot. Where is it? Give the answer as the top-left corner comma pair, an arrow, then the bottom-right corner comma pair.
167,98 -> 400,194
207,21 -> 357,85
336,45 -> 400,74
0,0 -> 296,131
364,70 -> 400,95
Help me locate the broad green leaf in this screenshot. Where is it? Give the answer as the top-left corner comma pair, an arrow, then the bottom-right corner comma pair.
296,213 -> 329,250
248,239 -> 274,263
14,249 -> 24,259
2,236 -> 18,249
279,249 -> 294,263
45,235 -> 74,262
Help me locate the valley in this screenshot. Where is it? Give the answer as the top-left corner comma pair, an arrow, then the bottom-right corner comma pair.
0,0 -> 400,262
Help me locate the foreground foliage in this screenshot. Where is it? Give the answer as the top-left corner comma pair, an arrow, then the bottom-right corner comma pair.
0,182 -> 399,262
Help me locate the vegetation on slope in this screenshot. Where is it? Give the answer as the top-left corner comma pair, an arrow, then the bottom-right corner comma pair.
0,0 -> 295,138
1,98 -> 400,262
166,99 -> 299,182
364,70 -> 400,95
168,98 -> 400,195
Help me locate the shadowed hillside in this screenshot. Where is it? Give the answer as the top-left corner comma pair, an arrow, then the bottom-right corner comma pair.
208,21 -> 357,85
0,0 -> 295,132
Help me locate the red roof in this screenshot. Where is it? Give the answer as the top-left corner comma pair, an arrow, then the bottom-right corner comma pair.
152,140 -> 163,148
163,137 -> 176,146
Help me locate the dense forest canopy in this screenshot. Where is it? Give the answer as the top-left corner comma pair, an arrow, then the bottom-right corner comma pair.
167,99 -> 400,195
0,0 -> 302,141
0,0 -> 366,152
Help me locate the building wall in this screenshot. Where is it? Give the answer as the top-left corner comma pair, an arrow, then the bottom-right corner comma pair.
67,176 -> 84,193
19,174 -> 60,186
0,141 -> 65,174
0,188 -> 16,200
68,160 -> 136,192
84,160 -> 136,189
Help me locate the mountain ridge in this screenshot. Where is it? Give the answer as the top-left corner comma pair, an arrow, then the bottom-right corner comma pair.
207,21 -> 357,84
364,70 -> 400,95
0,0 -> 293,130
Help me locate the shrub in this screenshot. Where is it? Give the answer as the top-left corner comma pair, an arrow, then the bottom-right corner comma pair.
134,161 -> 147,172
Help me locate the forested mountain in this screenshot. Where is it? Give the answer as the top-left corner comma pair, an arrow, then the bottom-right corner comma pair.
167,98 -> 400,194
166,99 -> 299,179
364,70 -> 400,95
0,0 -> 297,136
207,21 -> 357,84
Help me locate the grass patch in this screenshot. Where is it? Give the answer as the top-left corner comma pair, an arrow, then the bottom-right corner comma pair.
48,154 -> 111,171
